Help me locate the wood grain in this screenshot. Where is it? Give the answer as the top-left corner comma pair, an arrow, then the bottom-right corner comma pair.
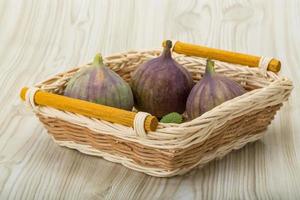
0,0 -> 300,199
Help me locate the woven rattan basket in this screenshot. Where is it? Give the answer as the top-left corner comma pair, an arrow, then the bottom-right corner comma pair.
21,44 -> 293,177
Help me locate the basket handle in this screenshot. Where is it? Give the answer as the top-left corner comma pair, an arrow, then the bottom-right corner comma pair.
20,87 -> 158,132
162,40 -> 281,73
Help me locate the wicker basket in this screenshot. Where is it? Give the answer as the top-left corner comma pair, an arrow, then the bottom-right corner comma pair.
21,49 -> 293,177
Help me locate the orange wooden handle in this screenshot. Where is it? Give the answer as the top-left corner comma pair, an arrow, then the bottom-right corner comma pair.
20,87 -> 158,132
163,40 -> 281,73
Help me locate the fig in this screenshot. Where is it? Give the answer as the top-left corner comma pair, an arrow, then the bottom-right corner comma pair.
186,59 -> 246,120
130,40 -> 194,118
64,53 -> 134,110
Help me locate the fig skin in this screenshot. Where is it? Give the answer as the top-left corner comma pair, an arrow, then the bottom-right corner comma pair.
131,40 -> 194,118
64,54 -> 134,111
186,60 -> 246,120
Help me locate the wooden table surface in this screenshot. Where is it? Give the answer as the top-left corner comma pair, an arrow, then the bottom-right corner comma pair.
0,0 -> 299,199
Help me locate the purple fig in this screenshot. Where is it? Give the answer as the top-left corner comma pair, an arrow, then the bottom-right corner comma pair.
131,40 -> 194,118
186,59 -> 246,120
64,53 -> 134,110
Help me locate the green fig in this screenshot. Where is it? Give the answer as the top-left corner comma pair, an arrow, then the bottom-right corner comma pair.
64,53 -> 134,111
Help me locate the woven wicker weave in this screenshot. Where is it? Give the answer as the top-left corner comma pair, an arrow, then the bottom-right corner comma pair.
24,50 -> 293,177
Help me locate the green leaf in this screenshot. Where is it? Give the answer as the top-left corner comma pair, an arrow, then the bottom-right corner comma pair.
160,112 -> 183,124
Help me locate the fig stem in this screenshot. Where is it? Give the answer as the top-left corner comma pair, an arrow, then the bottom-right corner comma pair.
162,40 -> 172,58
164,40 -> 172,49
205,59 -> 215,75
93,53 -> 104,66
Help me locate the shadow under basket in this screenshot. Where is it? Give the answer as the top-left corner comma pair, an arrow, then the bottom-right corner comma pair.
22,50 -> 292,177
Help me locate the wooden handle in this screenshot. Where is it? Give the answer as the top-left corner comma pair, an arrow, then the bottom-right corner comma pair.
20,87 -> 158,132
163,40 -> 281,73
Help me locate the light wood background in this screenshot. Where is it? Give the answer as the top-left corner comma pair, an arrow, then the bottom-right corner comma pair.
0,0 -> 299,199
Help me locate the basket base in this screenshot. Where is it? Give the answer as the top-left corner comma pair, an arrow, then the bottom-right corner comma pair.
36,103 -> 281,177
50,132 -> 265,177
